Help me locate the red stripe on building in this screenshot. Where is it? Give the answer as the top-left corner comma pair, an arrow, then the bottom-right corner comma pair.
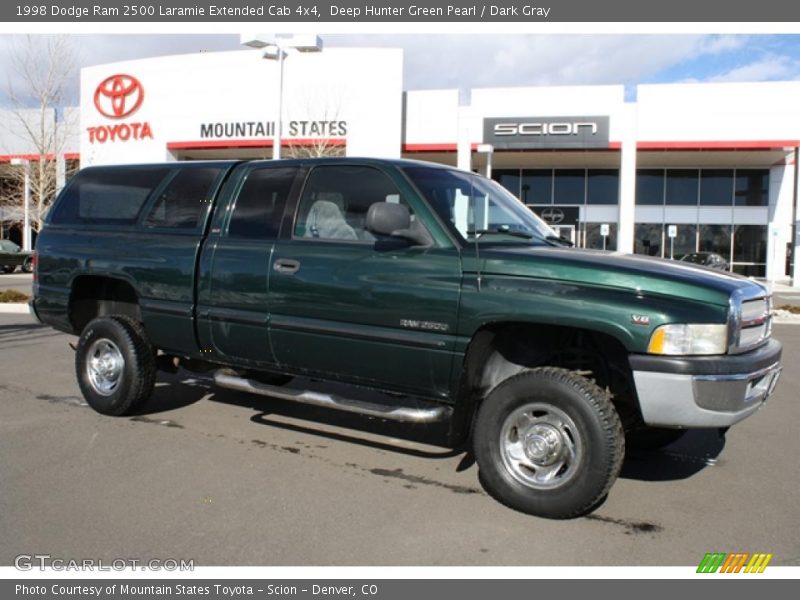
403,143 -> 623,152
0,153 -> 80,162
637,140 -> 800,151
402,143 -> 460,152
167,139 -> 346,150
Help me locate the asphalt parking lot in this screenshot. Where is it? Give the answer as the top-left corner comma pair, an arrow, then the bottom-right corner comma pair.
1,313 -> 798,567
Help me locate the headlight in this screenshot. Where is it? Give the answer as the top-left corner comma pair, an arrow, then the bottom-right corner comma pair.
647,324 -> 728,355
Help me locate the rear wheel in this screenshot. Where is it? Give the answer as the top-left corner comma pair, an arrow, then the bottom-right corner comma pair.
75,315 -> 156,416
21,257 -> 33,273
473,367 -> 624,519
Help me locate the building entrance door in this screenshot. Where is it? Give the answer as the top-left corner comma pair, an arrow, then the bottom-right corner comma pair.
552,224 -> 576,245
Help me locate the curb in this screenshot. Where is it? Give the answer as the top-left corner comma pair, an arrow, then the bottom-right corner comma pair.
0,303 -> 30,314
773,317 -> 800,325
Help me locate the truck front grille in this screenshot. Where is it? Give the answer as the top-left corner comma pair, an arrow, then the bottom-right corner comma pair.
730,293 -> 772,354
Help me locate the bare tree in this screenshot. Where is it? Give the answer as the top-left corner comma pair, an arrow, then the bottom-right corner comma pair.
284,87 -> 347,159
1,35 -> 78,234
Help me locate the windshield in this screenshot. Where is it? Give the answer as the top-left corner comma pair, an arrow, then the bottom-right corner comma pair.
403,166 -> 557,245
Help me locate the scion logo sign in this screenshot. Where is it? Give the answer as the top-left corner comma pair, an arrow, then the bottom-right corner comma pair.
532,206 -> 579,227
87,73 -> 153,144
540,207 -> 565,224
93,74 -> 144,119
484,116 -> 610,149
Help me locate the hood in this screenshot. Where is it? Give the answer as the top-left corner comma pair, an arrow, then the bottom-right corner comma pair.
475,245 -> 766,307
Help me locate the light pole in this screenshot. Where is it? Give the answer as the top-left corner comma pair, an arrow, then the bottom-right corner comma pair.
477,143 -> 494,179
241,34 -> 323,160
10,158 -> 32,251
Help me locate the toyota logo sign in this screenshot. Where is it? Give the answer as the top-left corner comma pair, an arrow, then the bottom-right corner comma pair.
540,207 -> 565,224
94,74 -> 144,119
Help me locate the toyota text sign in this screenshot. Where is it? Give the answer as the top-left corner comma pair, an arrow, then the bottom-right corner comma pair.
87,73 -> 153,144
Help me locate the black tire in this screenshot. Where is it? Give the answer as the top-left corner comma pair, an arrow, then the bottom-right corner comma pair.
21,257 -> 33,273
626,426 -> 686,451
75,315 -> 156,416
2,266 -> 15,274
473,367 -> 624,519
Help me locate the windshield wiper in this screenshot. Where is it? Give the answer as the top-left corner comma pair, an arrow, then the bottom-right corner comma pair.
468,227 -> 534,240
545,235 -> 574,247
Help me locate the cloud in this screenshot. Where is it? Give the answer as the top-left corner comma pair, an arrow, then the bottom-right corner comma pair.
695,35 -> 750,56
1,33 -> 798,108
326,34 -> 760,90
705,55 -> 800,82
0,34 -> 241,107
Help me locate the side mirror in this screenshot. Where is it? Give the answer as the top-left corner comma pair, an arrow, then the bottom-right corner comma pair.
366,202 -> 434,248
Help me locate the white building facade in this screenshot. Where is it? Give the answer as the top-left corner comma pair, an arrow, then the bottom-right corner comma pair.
405,82 -> 800,283
2,46 -> 799,284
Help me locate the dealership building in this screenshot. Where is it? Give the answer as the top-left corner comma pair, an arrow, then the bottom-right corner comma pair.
2,44 -> 799,285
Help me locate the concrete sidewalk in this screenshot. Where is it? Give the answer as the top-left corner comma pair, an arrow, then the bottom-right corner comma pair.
0,303 -> 29,315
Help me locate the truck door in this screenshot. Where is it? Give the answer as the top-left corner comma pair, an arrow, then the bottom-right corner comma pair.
197,164 -> 302,366
268,164 -> 463,398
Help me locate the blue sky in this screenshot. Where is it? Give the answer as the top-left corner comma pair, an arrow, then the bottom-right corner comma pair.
2,34 -> 800,106
641,35 -> 800,84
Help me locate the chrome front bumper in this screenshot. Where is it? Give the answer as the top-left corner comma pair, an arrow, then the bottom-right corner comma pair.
630,339 -> 782,428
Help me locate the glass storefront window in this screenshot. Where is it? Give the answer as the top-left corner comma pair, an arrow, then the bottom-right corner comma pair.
494,170 -> 521,198
733,224 -> 767,263
665,224 -> 697,259
586,170 -> 619,205
635,169 -> 664,205
735,170 -> 769,206
665,169 -> 699,205
634,223 -> 664,257
520,169 -> 552,205
553,169 -> 585,205
733,264 -> 766,277
584,223 -> 617,251
698,224 -> 732,261
700,169 -> 733,206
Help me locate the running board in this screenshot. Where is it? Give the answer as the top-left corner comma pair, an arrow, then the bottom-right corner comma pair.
214,372 -> 452,424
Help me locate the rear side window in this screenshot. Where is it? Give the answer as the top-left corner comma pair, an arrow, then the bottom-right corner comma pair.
50,167 -> 170,225
144,167 -> 222,230
227,167 -> 297,239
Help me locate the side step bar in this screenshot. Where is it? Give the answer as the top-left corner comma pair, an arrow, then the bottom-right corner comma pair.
214,371 -> 452,424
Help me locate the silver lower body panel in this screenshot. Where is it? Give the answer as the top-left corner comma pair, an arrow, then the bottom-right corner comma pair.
633,362 -> 782,428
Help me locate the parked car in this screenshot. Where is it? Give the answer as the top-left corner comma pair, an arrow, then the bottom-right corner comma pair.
0,239 -> 33,274
31,158 -> 782,519
679,251 -> 729,270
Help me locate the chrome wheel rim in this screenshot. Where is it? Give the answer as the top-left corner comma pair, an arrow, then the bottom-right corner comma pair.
85,338 -> 124,396
499,402 -> 583,490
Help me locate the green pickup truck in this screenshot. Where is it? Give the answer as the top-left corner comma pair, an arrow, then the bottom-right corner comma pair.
31,158 -> 782,518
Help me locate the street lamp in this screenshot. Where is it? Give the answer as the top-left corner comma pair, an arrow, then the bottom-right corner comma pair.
240,34 -> 323,160
10,158 -> 32,251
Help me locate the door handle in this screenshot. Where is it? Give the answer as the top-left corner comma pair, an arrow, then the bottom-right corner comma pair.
273,258 -> 301,275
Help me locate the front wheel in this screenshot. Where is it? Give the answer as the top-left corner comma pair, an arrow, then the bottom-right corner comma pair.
473,367 -> 625,519
2,266 -> 15,274
75,315 -> 156,416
